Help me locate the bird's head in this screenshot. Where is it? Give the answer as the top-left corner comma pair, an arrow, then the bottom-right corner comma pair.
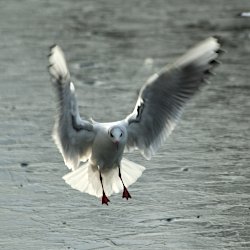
108,126 -> 126,149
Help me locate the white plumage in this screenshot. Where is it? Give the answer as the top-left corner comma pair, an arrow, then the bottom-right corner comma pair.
48,37 -> 221,205
63,158 -> 145,198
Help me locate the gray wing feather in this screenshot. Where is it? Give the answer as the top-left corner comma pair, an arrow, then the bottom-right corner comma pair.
49,45 -> 95,170
125,37 -> 221,159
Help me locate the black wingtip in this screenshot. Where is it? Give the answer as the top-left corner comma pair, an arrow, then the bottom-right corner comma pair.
49,44 -> 57,50
212,35 -> 226,54
213,35 -> 222,44
202,37 -> 224,83
204,69 -> 216,76
47,63 -> 53,69
48,44 -> 57,58
210,59 -> 221,66
216,48 -> 226,55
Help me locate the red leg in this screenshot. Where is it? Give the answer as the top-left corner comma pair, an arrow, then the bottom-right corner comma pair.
100,172 -> 110,205
119,167 -> 132,200
102,191 -> 110,205
122,186 -> 132,200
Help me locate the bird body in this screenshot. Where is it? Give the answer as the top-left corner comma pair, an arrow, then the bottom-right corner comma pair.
48,37 -> 221,204
90,122 -> 127,171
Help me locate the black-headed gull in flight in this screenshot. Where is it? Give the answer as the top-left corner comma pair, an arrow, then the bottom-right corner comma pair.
48,37 -> 221,205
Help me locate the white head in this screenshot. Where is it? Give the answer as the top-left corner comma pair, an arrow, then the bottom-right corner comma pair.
109,126 -> 124,142
108,126 -> 126,150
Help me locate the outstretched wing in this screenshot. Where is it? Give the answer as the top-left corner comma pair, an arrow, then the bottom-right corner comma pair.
49,45 -> 95,170
125,37 -> 221,160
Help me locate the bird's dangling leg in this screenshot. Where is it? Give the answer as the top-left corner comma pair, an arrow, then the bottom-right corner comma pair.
99,172 -> 110,205
118,167 -> 132,200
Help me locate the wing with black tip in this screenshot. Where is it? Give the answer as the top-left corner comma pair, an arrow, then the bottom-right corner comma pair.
49,45 -> 95,170
125,37 -> 222,159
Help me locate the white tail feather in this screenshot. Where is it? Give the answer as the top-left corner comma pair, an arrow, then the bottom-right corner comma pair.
119,158 -> 145,187
63,158 -> 145,198
63,162 -> 103,197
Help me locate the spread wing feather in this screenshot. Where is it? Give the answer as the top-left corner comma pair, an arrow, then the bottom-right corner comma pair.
49,45 -> 95,170
125,37 -> 221,159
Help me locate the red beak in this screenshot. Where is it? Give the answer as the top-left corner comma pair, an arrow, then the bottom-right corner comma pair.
114,141 -> 119,150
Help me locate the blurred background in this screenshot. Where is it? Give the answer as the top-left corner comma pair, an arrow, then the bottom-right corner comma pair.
0,0 -> 249,249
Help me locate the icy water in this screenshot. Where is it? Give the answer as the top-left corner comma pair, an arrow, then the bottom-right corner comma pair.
0,0 -> 250,249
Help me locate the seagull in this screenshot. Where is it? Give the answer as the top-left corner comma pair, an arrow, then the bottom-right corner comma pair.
48,37 -> 221,205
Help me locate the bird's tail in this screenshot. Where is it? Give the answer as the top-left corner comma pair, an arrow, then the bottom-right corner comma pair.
62,158 -> 145,198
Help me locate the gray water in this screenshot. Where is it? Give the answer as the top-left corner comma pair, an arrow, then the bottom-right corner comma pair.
0,0 -> 250,249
